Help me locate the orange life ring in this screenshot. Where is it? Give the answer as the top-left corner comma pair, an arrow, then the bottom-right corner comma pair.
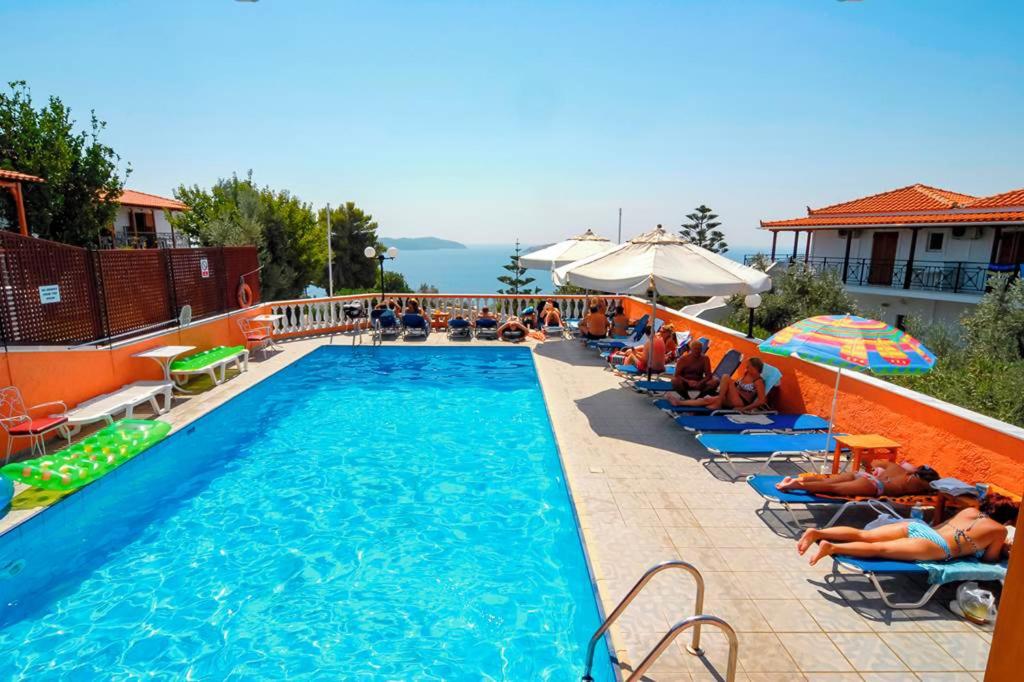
237,282 -> 254,308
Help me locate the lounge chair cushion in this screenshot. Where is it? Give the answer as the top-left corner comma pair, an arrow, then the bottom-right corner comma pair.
835,555 -> 1008,585
698,432 -> 846,454
171,346 -> 246,372
678,413 -> 828,433
7,416 -> 68,435
746,474 -> 838,504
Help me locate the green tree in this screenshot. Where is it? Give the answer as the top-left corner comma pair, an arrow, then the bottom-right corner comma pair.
417,282 -> 439,294
169,173 -> 326,301
497,240 -> 540,295
680,205 -> 727,253
0,81 -> 127,245
726,261 -> 858,334
323,201 -> 381,291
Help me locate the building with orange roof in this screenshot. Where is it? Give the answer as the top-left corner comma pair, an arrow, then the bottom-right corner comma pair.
759,184 -> 1024,326
106,188 -> 190,248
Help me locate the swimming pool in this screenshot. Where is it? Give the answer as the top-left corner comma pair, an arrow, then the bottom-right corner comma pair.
0,346 -> 612,680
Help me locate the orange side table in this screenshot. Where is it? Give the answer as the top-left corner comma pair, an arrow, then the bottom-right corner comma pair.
430,312 -> 451,330
831,434 -> 901,475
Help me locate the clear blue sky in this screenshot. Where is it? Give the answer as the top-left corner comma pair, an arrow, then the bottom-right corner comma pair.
3,0 -> 1022,248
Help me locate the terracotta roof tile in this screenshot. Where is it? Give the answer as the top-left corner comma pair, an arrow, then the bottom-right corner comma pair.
968,188 -> 1024,209
112,189 -> 187,211
808,184 -> 976,215
761,211 -> 1024,229
0,168 -> 45,183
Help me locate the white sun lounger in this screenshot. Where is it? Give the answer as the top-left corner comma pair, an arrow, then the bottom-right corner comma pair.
64,380 -> 173,435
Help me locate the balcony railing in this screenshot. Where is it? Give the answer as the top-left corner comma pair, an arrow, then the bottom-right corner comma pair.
745,255 -> 1015,295
99,229 -> 194,249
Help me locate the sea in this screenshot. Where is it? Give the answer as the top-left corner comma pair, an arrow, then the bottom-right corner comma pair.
310,243 -> 766,296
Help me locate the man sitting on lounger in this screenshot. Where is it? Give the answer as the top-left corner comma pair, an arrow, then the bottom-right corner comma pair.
671,340 -> 716,396
800,493 -> 1017,566
497,316 -> 530,341
580,305 -> 609,340
610,306 -> 630,337
669,357 -> 767,412
619,328 -> 666,373
776,460 -> 940,498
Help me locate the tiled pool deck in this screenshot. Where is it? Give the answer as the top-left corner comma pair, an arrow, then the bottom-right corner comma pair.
1,333 -> 995,681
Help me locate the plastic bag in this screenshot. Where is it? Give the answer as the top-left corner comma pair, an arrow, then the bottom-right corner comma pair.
954,581 -> 996,624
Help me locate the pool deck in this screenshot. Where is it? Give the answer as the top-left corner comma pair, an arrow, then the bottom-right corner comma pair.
1,331 -> 995,681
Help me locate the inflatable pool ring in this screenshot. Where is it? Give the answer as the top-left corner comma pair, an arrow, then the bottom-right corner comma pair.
0,419 -> 171,491
238,282 -> 253,308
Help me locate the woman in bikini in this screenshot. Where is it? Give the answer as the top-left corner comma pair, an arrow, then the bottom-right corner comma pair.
668,357 -> 767,412
776,460 -> 940,498
800,493 -> 1017,566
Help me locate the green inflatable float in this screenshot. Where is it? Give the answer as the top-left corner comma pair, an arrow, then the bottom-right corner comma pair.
170,345 -> 246,372
0,419 -> 170,491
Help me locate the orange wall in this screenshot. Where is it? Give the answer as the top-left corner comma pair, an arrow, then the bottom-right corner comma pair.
623,298 -> 1024,492
0,307 -> 261,455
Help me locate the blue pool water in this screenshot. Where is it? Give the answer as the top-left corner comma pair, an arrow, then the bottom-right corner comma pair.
0,347 -> 611,680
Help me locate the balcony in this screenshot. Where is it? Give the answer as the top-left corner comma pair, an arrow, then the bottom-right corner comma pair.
744,255 -> 1018,295
99,228 -> 193,249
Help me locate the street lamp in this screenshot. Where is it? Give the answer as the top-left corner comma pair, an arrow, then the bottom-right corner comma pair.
744,293 -> 762,339
365,245 -> 399,304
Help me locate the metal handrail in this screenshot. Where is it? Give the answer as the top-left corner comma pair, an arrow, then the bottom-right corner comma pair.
628,614 -> 739,682
581,560 -> 705,681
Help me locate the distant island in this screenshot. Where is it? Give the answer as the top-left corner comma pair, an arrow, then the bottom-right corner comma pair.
380,237 -> 467,251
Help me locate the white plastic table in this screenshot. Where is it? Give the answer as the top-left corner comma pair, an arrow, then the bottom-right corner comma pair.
132,345 -> 196,392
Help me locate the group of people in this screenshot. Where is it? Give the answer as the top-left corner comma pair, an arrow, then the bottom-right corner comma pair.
494,299 -> 565,340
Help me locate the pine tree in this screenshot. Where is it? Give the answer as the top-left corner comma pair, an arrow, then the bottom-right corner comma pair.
680,205 -> 728,253
496,240 -> 540,294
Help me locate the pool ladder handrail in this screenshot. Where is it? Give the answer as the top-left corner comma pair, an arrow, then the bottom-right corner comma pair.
628,614 -> 738,682
582,560 -> 708,681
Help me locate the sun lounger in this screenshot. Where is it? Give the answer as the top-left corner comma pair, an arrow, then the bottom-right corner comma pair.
830,554 -> 1007,609
474,318 -> 498,339
697,431 -> 847,477
170,346 -> 248,388
401,313 -> 430,339
678,413 -> 828,433
447,318 -> 472,339
64,380 -> 173,435
593,314 -> 650,350
371,309 -> 400,341
634,347 -> 739,394
745,473 -> 939,535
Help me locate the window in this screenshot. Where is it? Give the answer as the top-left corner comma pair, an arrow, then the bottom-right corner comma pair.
926,232 -> 945,252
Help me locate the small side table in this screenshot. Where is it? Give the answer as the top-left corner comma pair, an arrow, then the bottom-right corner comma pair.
431,311 -> 451,330
830,434 -> 901,474
250,314 -> 285,351
132,345 -> 196,393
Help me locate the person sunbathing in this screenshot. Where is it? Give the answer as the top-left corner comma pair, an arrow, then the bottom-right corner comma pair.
670,340 -> 716,396
620,328 -> 666,373
669,357 -> 766,412
659,324 -> 678,361
519,307 -> 538,329
776,460 -> 940,498
497,316 -> 529,341
540,300 -> 563,327
580,305 -> 609,340
477,306 -> 496,320
610,306 -> 630,337
800,493 -> 1018,566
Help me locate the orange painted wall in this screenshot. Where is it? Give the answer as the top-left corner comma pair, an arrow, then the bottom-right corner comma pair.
623,298 -> 1024,492
0,307 -> 263,455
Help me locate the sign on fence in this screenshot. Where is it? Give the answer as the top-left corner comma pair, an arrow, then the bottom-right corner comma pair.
38,285 -> 61,304
200,257 -> 210,279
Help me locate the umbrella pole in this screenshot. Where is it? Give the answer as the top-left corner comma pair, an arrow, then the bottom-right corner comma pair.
823,367 -> 842,472
647,290 -> 657,381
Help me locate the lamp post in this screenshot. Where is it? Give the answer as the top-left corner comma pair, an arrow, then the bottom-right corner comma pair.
364,245 -> 399,305
744,293 -> 762,339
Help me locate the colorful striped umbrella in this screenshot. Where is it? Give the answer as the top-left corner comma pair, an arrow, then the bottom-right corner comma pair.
757,315 -> 936,465
758,315 -> 935,376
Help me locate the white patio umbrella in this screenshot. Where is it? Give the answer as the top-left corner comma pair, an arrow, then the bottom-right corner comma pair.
518,229 -> 614,270
553,225 -> 772,378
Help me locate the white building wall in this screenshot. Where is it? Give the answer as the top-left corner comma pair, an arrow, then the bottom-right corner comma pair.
111,206 -> 180,236
810,227 -> 996,263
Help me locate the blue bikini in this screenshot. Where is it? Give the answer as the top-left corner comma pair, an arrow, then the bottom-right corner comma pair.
906,521 -> 952,560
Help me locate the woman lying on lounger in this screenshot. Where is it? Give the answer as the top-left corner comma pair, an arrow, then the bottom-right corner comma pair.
800,493 -> 1018,566
776,460 -> 940,498
668,357 -> 767,412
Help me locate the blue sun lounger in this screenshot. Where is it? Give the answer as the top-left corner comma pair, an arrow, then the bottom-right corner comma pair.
593,314 -> 649,350
678,413 -> 828,433
831,554 -> 1007,609
401,313 -> 430,339
697,431 -> 847,477
745,474 -> 911,535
